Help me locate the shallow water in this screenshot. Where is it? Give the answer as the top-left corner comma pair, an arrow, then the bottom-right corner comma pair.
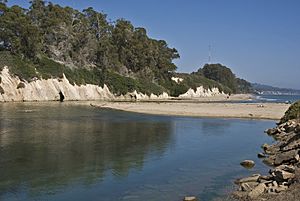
0,103 -> 275,201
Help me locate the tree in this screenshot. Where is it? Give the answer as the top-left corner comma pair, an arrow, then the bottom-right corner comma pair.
198,64 -> 237,93
0,5 -> 41,58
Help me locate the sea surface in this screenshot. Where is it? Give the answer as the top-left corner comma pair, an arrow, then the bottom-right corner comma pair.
0,103 -> 276,201
255,94 -> 300,103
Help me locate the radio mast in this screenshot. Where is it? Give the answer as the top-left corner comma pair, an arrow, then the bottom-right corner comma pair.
208,44 -> 212,64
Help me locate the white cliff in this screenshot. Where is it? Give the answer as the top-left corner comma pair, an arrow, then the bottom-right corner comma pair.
0,66 -> 116,102
179,86 -> 226,99
0,66 -> 171,102
0,66 -> 226,102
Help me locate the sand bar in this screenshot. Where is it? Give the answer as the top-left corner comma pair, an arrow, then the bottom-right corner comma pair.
91,101 -> 290,120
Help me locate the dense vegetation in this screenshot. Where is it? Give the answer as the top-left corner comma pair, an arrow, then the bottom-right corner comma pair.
280,101 -> 300,124
0,0 -> 253,96
196,63 -> 253,94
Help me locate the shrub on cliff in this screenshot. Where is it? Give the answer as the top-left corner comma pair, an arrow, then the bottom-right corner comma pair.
280,101 -> 300,124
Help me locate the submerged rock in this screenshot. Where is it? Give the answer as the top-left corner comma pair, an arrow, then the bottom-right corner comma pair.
240,160 -> 255,169
183,196 -> 197,201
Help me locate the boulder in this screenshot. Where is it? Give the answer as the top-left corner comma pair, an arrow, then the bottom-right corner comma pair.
183,196 -> 197,201
240,181 -> 261,192
274,185 -> 288,193
258,152 -> 267,158
274,150 -> 298,165
276,165 -> 295,173
247,183 -> 266,199
266,128 -> 279,135
240,183 -> 253,192
258,175 -> 274,184
281,137 -> 300,151
263,156 -> 275,166
240,160 -> 255,169
274,170 -> 295,181
263,144 -> 280,155
236,174 -> 260,184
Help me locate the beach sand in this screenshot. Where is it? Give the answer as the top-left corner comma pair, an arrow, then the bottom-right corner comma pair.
91,101 -> 290,120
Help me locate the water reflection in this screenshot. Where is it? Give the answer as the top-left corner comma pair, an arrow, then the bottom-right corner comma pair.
0,103 -> 173,199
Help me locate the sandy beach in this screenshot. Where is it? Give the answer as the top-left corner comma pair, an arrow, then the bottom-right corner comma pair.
91,101 -> 290,120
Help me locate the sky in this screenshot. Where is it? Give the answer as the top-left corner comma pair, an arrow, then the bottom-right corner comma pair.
7,0 -> 300,89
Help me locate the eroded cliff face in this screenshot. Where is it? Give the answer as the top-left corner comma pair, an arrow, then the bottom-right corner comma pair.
0,66 -> 115,102
0,66 -> 225,102
179,86 -> 226,99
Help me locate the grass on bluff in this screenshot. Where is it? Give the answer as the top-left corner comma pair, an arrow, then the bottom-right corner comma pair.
280,101 -> 300,123
0,51 -> 36,80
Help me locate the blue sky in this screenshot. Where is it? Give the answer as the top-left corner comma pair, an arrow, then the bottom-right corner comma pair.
8,0 -> 300,89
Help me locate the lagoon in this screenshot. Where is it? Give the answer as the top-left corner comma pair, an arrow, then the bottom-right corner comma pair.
0,103 -> 275,201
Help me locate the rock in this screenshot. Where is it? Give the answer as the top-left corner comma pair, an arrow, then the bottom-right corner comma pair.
183,196 -> 197,201
281,137 -> 300,151
263,144 -> 280,155
258,175 -> 274,184
276,165 -> 295,173
17,82 -> 26,89
272,181 -> 278,187
274,150 -> 298,165
266,128 -> 278,135
258,152 -> 267,158
240,181 -> 261,192
232,191 -> 248,199
274,185 -> 288,193
262,143 -> 270,150
240,183 -> 253,191
236,174 -> 260,184
295,124 -> 300,133
240,160 -> 255,169
247,183 -> 266,199
263,156 -> 275,166
274,170 -> 295,181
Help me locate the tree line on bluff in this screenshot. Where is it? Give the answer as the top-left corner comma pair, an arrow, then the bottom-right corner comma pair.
0,0 -> 253,96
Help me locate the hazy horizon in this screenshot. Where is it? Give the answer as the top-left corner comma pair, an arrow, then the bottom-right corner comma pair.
8,0 -> 300,90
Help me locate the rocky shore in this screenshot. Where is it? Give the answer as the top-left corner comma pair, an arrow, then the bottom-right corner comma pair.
233,119 -> 300,200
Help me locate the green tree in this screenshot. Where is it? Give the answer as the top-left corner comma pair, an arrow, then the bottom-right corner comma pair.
0,5 -> 41,58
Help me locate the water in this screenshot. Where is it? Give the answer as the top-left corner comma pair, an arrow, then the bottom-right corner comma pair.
255,94 -> 300,103
0,103 -> 276,201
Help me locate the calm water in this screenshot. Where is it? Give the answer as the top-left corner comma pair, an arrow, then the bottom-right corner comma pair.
255,94 -> 300,103
0,103 -> 275,201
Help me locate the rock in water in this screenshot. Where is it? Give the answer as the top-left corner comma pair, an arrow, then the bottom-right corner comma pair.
257,152 -> 266,158
183,196 -> 197,201
240,160 -> 255,169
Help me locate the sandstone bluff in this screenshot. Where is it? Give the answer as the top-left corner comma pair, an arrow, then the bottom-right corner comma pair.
0,66 -> 225,102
